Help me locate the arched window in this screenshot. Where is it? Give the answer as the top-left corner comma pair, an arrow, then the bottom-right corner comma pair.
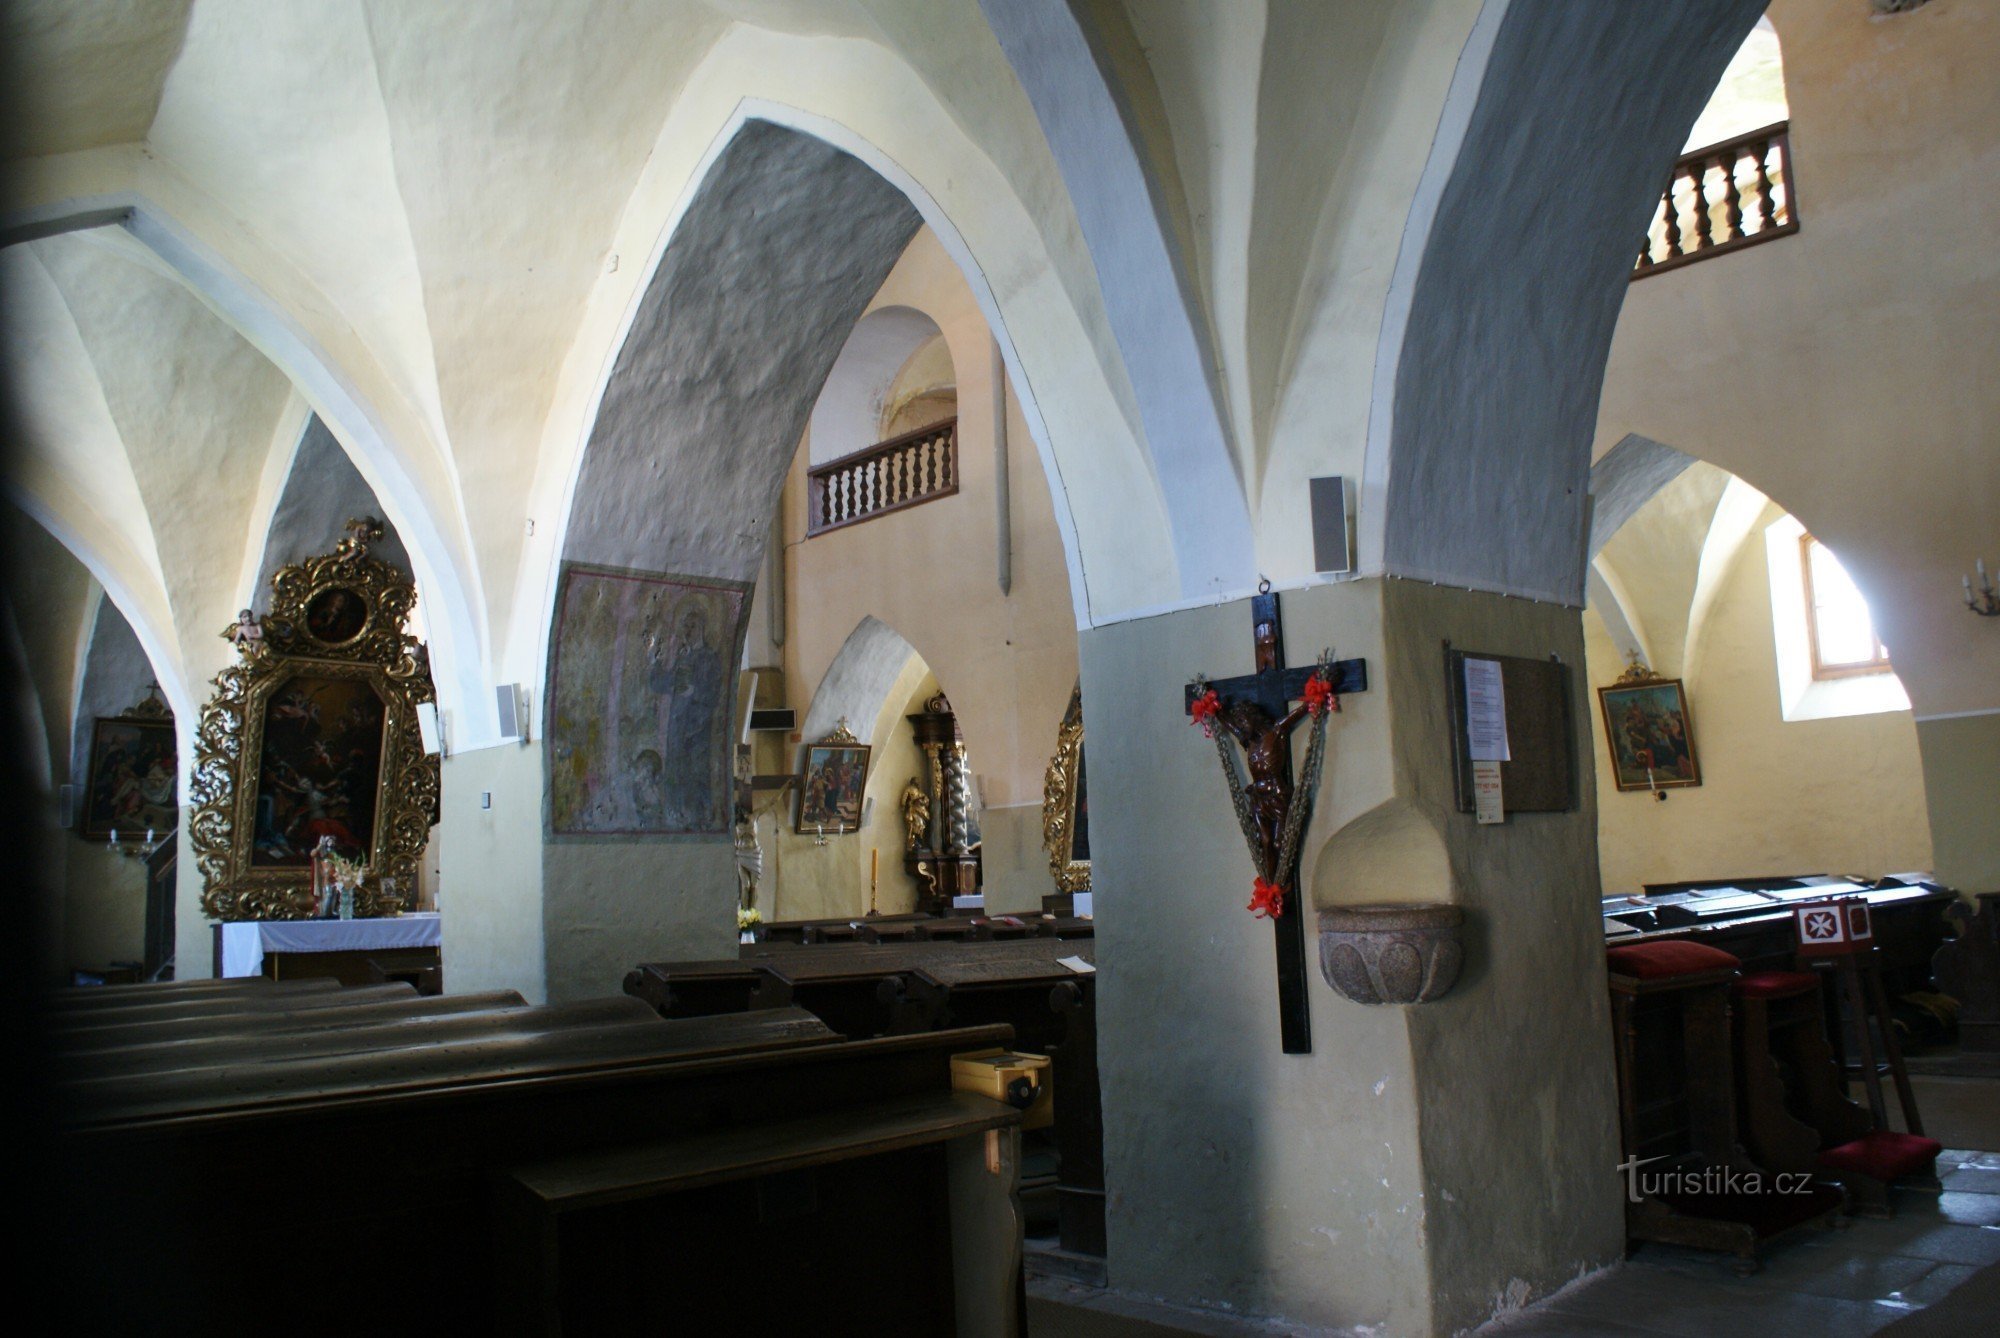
1764,515 -> 1907,720
1800,535 -> 1891,679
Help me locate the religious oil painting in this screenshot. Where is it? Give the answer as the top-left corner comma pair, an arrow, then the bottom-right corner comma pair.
82,717 -> 177,840
304,586 -> 369,644
1597,677 -> 1701,792
797,744 -> 871,835
250,674 -> 387,865
548,564 -> 748,838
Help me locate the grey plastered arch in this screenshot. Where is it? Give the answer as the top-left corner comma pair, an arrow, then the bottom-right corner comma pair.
1374,0 -> 1765,604
979,0 -> 1254,598
249,415 -> 411,601
1588,433 -> 1697,560
558,119 -> 921,586
799,616 -> 927,747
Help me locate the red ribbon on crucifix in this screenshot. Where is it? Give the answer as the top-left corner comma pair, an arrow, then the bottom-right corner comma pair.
1184,585 -> 1368,1055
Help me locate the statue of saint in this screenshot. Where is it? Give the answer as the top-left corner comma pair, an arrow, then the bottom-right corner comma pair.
230,609 -> 264,649
900,776 -> 931,852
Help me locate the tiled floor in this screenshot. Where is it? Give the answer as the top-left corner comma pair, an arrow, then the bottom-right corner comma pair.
1028,1150 -> 2000,1337
1479,1149 -> 2000,1338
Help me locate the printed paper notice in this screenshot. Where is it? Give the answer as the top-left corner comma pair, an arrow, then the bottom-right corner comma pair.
1059,956 -> 1097,975
1473,760 -> 1505,825
1464,657 -> 1511,761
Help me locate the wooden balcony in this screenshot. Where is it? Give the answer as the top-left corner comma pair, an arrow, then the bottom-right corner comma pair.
1633,121 -> 1798,279
806,417 -> 958,536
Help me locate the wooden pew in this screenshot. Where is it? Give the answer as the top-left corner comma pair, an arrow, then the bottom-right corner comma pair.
48,981 -> 417,1030
53,991 -> 1024,1335
44,976 -> 342,1012
59,992 -> 560,1081
630,937 -> 1108,1259
52,989 -> 525,1054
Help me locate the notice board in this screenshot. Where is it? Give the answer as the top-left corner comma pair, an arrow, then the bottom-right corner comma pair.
1446,647 -> 1576,814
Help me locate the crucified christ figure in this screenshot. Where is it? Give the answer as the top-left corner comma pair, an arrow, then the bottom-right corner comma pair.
1214,697 -> 1312,871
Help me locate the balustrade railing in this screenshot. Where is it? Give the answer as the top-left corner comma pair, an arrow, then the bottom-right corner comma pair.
1634,121 -> 1797,278
807,417 -> 958,535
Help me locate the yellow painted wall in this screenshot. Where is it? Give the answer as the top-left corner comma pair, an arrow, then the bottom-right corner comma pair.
1588,529 -> 1933,895
769,228 -> 1080,921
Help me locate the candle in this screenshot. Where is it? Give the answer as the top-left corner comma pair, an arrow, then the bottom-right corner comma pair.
871,847 -> 879,886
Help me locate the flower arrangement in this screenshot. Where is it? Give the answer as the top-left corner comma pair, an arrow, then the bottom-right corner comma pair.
736,906 -> 763,932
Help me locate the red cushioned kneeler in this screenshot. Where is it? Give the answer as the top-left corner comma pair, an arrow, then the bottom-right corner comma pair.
1819,1131 -> 1943,1183
1606,940 -> 1741,980
1735,970 -> 1820,1000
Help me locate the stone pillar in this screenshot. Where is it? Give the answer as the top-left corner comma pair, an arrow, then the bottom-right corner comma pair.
1080,577 -> 1622,1336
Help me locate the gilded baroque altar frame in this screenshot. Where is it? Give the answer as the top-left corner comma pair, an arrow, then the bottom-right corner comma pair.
1041,683 -> 1090,895
190,519 -> 440,920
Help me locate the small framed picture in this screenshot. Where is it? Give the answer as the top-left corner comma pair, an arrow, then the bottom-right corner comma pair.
1596,676 -> 1701,792
797,743 -> 871,834
82,715 -> 178,840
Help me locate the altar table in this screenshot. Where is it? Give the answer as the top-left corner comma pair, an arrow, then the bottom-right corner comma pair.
217,912 -> 442,982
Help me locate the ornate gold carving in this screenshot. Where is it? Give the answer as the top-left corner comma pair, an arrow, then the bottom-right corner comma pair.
900,775 -> 931,853
1612,650 -> 1664,686
820,716 -> 861,746
121,683 -> 173,720
1041,682 -> 1090,895
191,519 -> 439,920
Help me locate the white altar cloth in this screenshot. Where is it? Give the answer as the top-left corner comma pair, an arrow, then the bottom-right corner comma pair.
220,912 -> 442,979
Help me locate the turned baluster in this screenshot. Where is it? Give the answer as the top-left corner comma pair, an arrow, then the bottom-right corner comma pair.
1755,138 -> 1779,232
1722,147 -> 1745,244
1661,168 -> 1686,260
1690,156 -> 1716,253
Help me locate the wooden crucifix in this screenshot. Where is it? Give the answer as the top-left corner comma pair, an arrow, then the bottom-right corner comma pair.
1183,589 -> 1368,1054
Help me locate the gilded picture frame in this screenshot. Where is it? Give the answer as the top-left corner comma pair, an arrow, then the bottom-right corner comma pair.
1041,683 -> 1090,894
1596,669 -> 1702,793
796,721 -> 870,835
190,519 -> 440,920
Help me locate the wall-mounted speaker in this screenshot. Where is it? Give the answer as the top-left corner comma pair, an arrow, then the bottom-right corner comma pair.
748,708 -> 796,733
1310,475 -> 1353,575
495,683 -> 527,743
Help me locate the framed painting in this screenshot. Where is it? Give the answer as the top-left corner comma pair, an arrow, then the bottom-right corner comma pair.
797,730 -> 871,835
249,673 -> 387,866
1597,673 -> 1701,792
546,563 -> 750,839
1040,683 -> 1090,893
81,711 -> 177,840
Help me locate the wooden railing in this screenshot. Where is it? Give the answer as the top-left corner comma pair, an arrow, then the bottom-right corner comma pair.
807,417 -> 958,535
1633,121 -> 1797,278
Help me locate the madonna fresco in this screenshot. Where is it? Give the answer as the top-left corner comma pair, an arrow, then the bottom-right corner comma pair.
548,564 -> 747,837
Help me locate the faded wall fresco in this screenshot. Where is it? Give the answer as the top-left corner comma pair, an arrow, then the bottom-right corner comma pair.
548,564 -> 748,838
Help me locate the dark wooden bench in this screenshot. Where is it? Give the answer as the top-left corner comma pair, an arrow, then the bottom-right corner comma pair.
47,981 -> 419,1031
44,975 -> 342,1013
630,937 -> 1107,1258
52,988 -> 525,1054
52,982 -> 1026,1333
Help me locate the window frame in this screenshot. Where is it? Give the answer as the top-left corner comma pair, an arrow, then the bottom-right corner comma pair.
1799,533 -> 1892,681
